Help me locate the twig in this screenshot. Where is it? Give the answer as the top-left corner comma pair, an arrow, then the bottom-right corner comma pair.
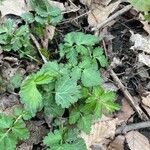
92,5 -> 132,31
30,33 -> 47,63
116,121 -> 150,134
109,68 -> 148,120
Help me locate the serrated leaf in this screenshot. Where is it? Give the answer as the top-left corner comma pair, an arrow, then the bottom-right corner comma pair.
69,109 -> 80,124
93,47 -> 108,67
43,130 -> 62,147
12,119 -> 29,140
0,114 -> 13,129
20,82 -> 43,115
81,67 -> 101,87
77,114 -> 93,134
64,32 -> 99,46
21,12 -> 35,23
55,76 -> 81,108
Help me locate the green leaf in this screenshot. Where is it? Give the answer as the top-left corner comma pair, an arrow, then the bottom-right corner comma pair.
128,0 -> 150,11
20,81 -> 43,115
21,12 -> 35,23
93,47 -> 108,67
64,32 -> 99,46
12,119 -> 29,140
43,130 -> 62,147
69,108 -> 80,124
0,114 -> 13,129
5,19 -> 14,34
77,114 -> 93,134
15,25 -> 29,36
55,75 -> 81,108
81,67 -> 101,87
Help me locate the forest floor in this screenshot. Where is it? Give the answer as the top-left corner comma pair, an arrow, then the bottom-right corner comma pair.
0,0 -> 150,150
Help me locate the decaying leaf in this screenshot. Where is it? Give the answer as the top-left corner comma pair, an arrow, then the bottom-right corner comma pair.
0,94 -> 19,110
138,54 -> 150,67
116,98 -> 134,123
80,116 -> 118,150
0,0 -> 28,17
142,93 -> 150,108
130,33 -> 150,54
107,135 -> 125,150
126,131 -> 150,150
88,1 -> 120,27
16,143 -> 32,150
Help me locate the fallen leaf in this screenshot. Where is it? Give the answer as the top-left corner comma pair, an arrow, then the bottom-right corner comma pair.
117,98 -> 134,123
80,116 -> 118,150
142,105 -> 150,117
88,1 -> 120,27
0,0 -> 28,17
0,94 -> 19,110
142,93 -> 150,108
138,54 -> 150,67
107,135 -> 125,150
126,131 -> 150,150
130,33 -> 150,54
17,143 -> 32,150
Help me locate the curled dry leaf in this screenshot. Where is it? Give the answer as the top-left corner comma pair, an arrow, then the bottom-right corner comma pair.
0,0 -> 28,17
107,135 -> 125,150
80,116 -> 118,150
116,98 -> 134,123
126,131 -> 150,150
142,93 -> 150,108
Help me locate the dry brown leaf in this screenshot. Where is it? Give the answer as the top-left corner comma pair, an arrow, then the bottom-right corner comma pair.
17,143 -> 32,150
130,33 -> 150,54
139,54 -> 150,67
88,1 -> 120,27
142,105 -> 150,117
107,135 -> 125,150
80,0 -> 113,7
80,116 -> 118,150
142,93 -> 150,108
126,131 -> 150,150
117,98 -> 134,123
0,0 -> 28,17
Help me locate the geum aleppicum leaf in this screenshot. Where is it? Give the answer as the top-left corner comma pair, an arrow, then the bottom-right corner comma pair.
64,32 -> 99,46
0,113 -> 29,150
82,86 -> 120,119
20,70 -> 55,115
55,75 -> 81,108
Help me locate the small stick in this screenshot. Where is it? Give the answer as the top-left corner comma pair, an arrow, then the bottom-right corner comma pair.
92,5 -> 132,31
110,68 -> 148,120
116,121 -> 150,134
30,33 -> 47,63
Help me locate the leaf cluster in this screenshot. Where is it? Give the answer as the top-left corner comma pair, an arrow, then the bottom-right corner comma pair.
0,19 -> 34,57
27,0 -> 62,25
0,107 -> 32,150
19,32 -> 120,149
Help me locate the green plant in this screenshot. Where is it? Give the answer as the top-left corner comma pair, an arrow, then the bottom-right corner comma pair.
0,107 -> 32,149
19,32 -> 120,149
0,1 -> 120,149
0,19 -> 35,57
128,0 -> 150,20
